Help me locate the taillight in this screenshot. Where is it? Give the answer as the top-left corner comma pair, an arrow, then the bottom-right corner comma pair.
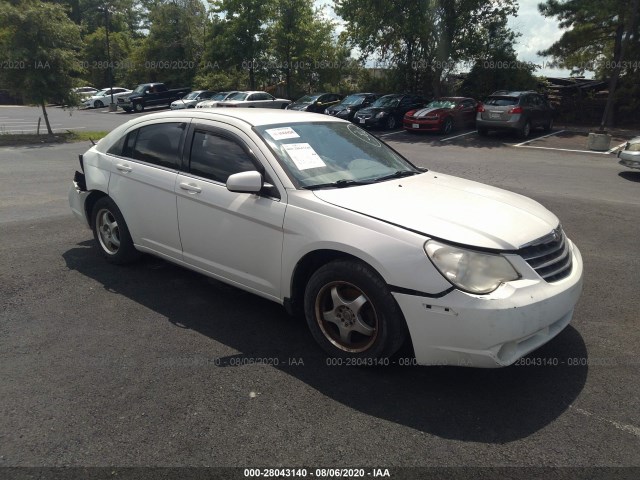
508,106 -> 523,114
477,104 -> 485,113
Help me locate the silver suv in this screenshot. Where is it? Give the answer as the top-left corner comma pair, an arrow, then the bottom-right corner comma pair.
476,90 -> 554,138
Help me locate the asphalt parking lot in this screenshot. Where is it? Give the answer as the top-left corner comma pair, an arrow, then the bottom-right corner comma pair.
1,106 -> 640,477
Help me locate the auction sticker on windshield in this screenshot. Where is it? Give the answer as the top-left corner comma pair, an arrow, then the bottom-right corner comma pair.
282,143 -> 326,170
265,127 -> 300,140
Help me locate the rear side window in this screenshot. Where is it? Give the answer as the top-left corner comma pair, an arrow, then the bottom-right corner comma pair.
189,131 -> 257,183
485,96 -> 518,106
126,123 -> 184,169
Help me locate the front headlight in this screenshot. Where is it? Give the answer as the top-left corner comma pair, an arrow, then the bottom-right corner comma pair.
376,111 -> 388,118
424,240 -> 520,294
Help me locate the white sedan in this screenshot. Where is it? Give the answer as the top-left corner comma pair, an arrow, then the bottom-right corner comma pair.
618,136 -> 640,169
68,110 -> 583,367
216,91 -> 291,109
83,87 -> 132,108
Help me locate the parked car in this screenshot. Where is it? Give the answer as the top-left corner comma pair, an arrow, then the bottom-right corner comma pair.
195,91 -> 240,108
476,90 -> 554,138
83,87 -> 132,108
618,136 -> 640,169
403,97 -> 477,134
216,91 -> 291,109
325,93 -> 381,121
71,86 -> 99,103
69,109 -> 583,368
170,90 -> 217,110
286,93 -> 344,113
354,94 -> 426,129
118,83 -> 191,113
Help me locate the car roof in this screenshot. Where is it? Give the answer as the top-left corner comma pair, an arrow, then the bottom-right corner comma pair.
490,90 -> 537,97
127,108 -> 346,127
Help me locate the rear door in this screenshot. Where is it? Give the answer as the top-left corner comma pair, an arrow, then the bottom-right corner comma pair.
175,122 -> 286,300
107,120 -> 187,259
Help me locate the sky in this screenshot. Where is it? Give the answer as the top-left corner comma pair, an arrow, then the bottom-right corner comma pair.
319,0 -> 576,78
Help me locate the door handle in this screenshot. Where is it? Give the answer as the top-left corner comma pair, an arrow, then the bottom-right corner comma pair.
179,182 -> 202,194
116,163 -> 132,173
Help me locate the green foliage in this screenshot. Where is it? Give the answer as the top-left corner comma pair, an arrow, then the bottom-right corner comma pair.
335,0 -> 519,95
0,0 -> 84,109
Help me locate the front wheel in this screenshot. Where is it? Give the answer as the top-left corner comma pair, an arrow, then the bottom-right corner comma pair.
133,102 -> 144,113
91,197 -> 140,264
304,260 -> 407,360
386,115 -> 397,130
94,100 -> 104,108
441,117 -> 453,135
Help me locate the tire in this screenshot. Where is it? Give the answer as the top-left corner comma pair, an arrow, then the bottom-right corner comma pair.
477,127 -> 488,136
518,120 -> 531,139
543,116 -> 553,132
134,102 -> 144,113
91,197 -> 140,265
386,115 -> 397,130
441,117 -> 453,135
94,100 -> 104,108
304,260 -> 407,360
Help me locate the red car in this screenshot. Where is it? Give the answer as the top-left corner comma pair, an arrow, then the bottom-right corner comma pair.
403,97 -> 478,134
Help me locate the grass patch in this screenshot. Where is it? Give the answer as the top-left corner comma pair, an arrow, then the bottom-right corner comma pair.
0,130 -> 108,147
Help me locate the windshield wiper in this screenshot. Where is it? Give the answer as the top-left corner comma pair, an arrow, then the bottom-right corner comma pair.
302,179 -> 372,190
372,170 -> 420,182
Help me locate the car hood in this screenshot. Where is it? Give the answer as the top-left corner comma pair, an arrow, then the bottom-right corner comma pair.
312,172 -> 558,250
288,103 -> 311,110
357,106 -> 393,115
407,107 -> 450,118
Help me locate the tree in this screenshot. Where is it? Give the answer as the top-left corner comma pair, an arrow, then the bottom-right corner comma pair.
135,0 -> 207,87
335,0 -> 518,96
209,0 -> 274,90
0,0 -> 83,134
538,0 -> 640,127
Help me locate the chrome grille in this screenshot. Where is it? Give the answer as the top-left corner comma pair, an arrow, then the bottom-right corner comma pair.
518,227 -> 572,282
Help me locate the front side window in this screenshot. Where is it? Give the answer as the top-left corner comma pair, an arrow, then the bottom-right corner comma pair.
124,123 -> 184,169
189,131 -> 257,183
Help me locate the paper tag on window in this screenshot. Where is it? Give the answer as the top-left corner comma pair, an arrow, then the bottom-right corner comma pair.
282,143 -> 326,170
265,127 -> 300,140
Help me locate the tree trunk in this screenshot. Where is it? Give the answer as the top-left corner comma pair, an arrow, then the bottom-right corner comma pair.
40,101 -> 53,135
600,0 -> 640,129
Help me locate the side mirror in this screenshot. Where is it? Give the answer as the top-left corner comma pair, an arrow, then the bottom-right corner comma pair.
226,171 -> 263,193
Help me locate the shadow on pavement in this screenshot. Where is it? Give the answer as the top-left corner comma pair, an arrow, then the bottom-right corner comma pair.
618,171 -> 640,183
63,242 -> 588,444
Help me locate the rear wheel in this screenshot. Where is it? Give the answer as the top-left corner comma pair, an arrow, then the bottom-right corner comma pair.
304,260 -> 407,360
518,120 -> 531,139
91,197 -> 140,265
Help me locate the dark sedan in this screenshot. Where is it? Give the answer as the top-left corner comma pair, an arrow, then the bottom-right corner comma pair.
325,93 -> 381,121
286,93 -> 344,113
403,97 -> 478,134
353,94 -> 426,129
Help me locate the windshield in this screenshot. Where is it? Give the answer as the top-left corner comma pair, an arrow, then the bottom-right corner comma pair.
209,92 -> 229,101
484,96 -> 518,106
341,95 -> 365,106
256,122 -> 419,189
427,100 -> 456,109
132,85 -> 147,94
227,92 -> 249,101
95,89 -> 109,97
296,95 -> 321,104
372,96 -> 400,108
184,91 -> 201,100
